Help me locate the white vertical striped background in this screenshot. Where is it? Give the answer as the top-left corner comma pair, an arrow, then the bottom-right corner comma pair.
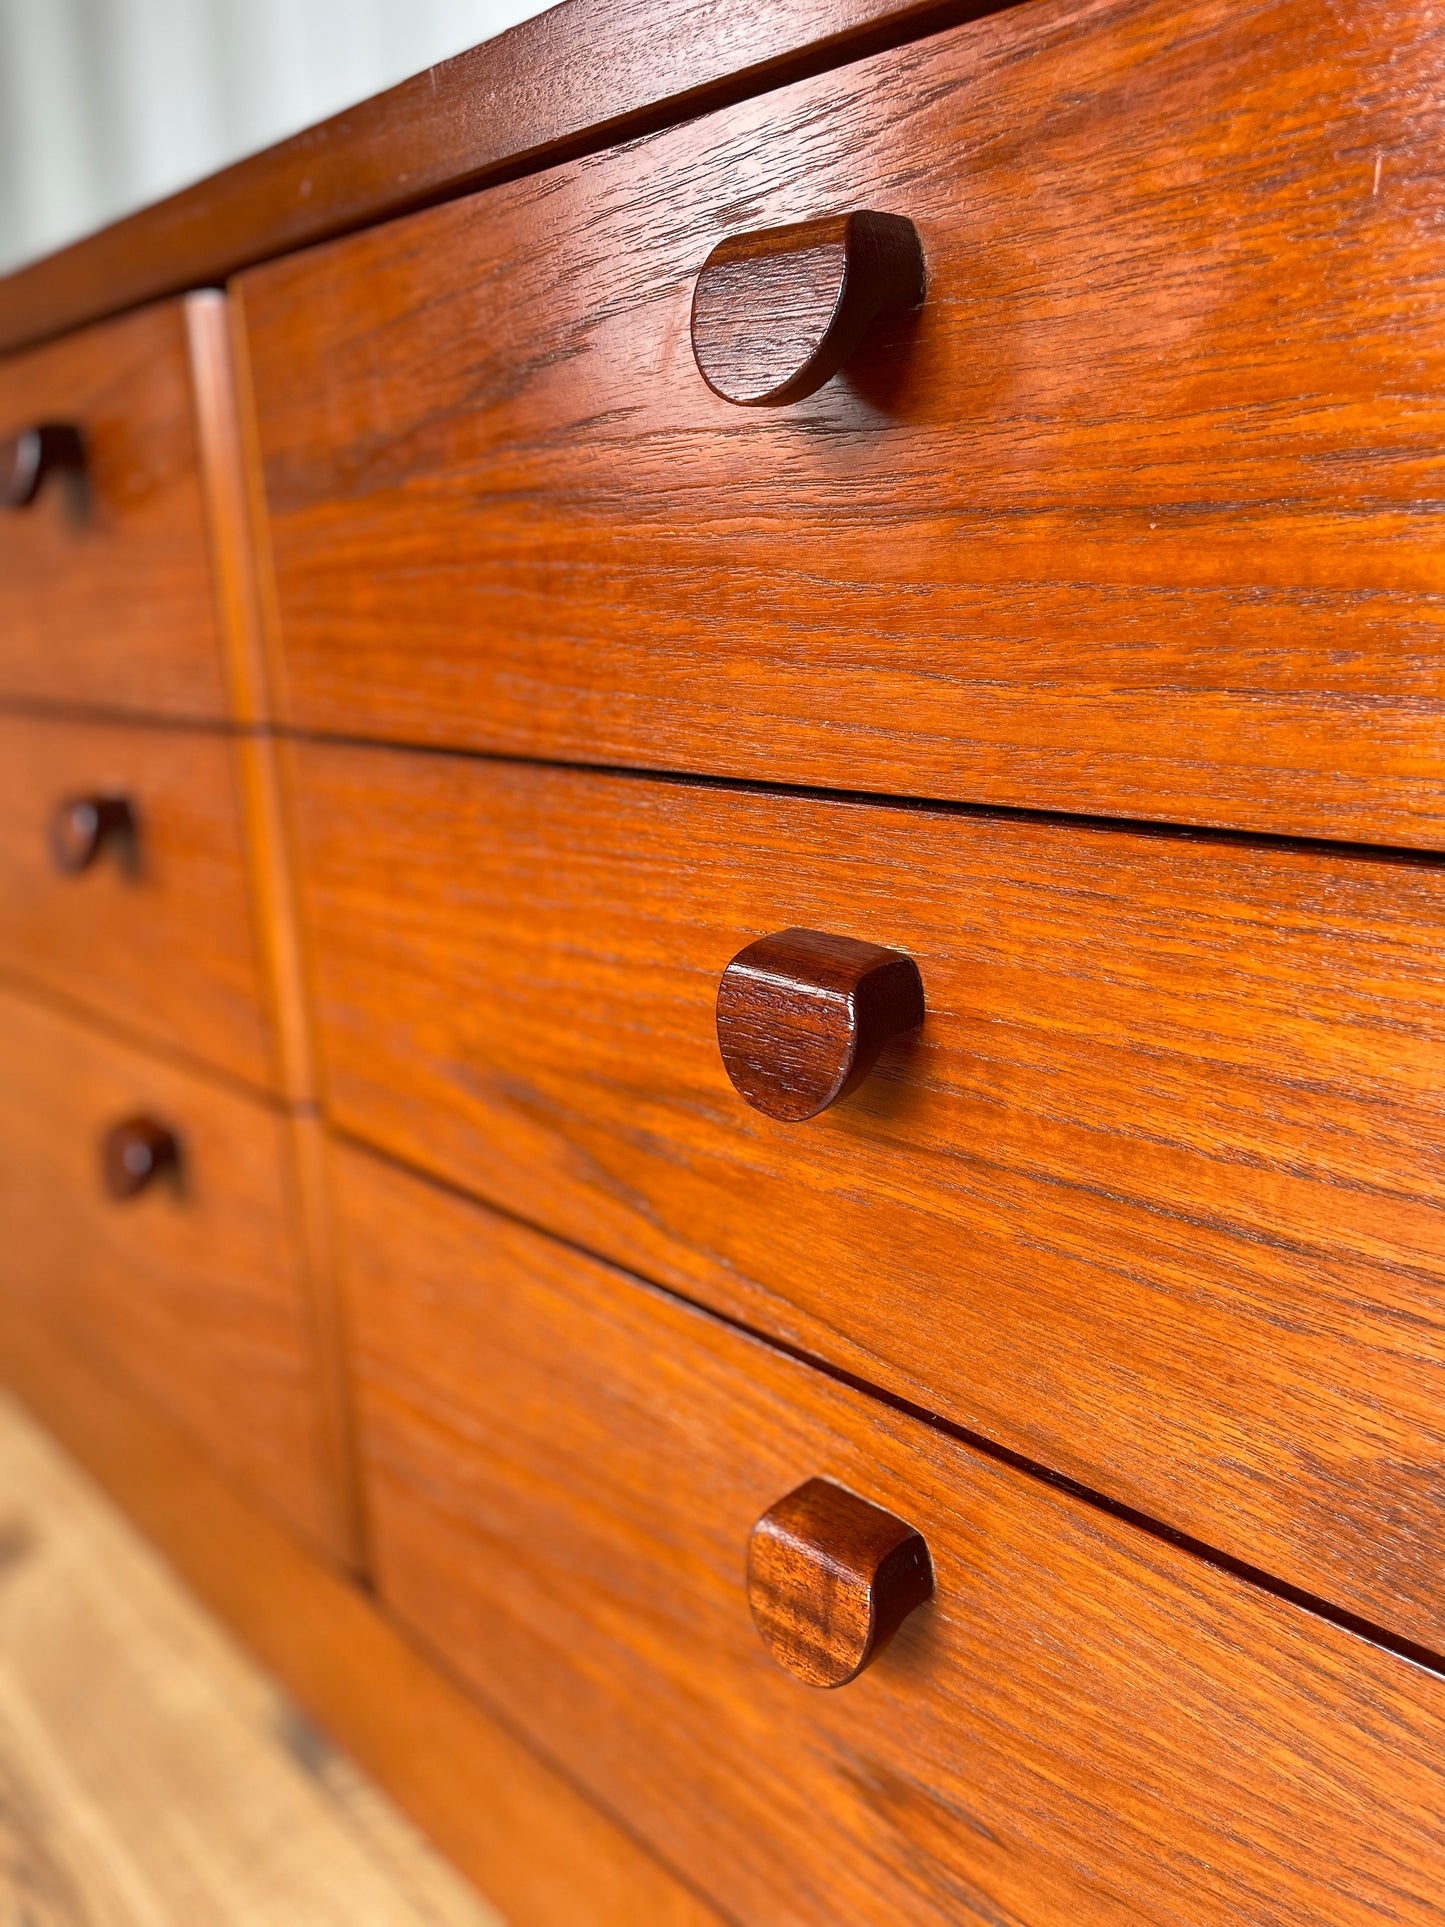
0,0 -> 550,274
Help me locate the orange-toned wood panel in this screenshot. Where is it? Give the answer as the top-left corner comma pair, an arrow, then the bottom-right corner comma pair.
192,291 -> 326,1104
0,302 -> 227,719
292,743 -> 1445,1651
244,0 -> 1445,847
338,1143 -> 1445,1927
0,0 -> 1020,360
0,714 -> 277,1090
0,1293 -> 722,1927
0,984 -> 346,1558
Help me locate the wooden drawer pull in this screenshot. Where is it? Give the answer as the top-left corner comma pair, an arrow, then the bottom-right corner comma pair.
49,793 -> 135,874
2,423 -> 84,508
101,1115 -> 179,1201
691,211 -> 925,406
747,1478 -> 933,1687
716,927 -> 923,1121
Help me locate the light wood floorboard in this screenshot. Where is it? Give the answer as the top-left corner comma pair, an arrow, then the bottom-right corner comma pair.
0,1390 -> 505,1927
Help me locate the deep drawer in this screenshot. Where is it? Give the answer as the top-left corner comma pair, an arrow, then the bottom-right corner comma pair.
0,984 -> 344,1555
0,714 -> 277,1090
338,1142 -> 1445,1927
243,0 -> 1445,846
293,741 -> 1445,1651
0,299 -> 230,719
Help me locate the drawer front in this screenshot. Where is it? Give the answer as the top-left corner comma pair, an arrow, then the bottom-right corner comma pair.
294,743 -> 1445,1652
244,0 -> 1445,848
0,985 -> 341,1553
338,1143 -> 1445,1927
0,300 -> 229,719
0,715 -> 276,1090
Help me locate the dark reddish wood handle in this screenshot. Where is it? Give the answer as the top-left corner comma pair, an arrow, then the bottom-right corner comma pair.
747,1478 -> 933,1688
49,794 -> 135,874
2,423 -> 84,508
101,1116 -> 179,1201
691,211 -> 925,406
716,927 -> 923,1121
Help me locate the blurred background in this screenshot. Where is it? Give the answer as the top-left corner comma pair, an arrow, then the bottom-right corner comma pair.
0,0 -> 552,275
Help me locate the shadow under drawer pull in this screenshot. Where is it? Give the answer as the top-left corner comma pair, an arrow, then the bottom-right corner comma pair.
2,423 -> 85,508
49,793 -> 136,874
716,926 -> 924,1121
690,211 -> 925,406
747,1477 -> 933,1687
101,1115 -> 179,1201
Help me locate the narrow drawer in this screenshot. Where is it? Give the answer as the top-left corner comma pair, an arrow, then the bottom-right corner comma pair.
0,714 -> 276,1090
294,743 -> 1445,1652
0,985 -> 343,1555
338,1143 -> 1445,1927
242,0 -> 1445,847
0,299 -> 228,719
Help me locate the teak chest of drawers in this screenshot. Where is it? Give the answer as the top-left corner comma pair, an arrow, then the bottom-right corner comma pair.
4,1 -> 1445,1921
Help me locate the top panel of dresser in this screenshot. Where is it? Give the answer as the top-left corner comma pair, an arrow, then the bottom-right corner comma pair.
0,300 -> 231,723
0,0 -> 1014,356
239,0 -> 1445,849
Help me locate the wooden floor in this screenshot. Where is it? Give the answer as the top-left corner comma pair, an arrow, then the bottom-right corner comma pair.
0,1390 -> 504,1926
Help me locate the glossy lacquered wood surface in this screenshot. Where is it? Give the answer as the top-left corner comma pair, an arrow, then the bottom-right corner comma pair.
292,744 -> 1445,1652
746,1478 -> 933,1685
690,212 -> 926,405
716,928 -> 925,1120
0,0 -> 1015,358
0,302 -> 228,720
338,1144 -> 1445,1927
0,714 -> 278,1092
191,294 -> 335,1102
244,0 -> 1445,848
0,984 -> 346,1558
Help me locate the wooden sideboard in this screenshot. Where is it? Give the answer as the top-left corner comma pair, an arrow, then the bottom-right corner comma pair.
4,1 -> 1445,1920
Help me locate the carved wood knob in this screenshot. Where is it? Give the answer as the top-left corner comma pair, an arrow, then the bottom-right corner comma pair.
101,1116 -> 179,1201
49,794 -> 135,874
2,423 -> 84,508
747,1478 -> 933,1688
716,927 -> 924,1121
691,211 -> 925,407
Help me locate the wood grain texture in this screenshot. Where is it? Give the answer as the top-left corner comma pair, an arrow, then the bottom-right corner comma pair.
187,290 -> 274,732
292,743 -> 1445,1651
0,1393 -> 502,1927
717,927 -> 925,1119
0,982 -> 347,1559
691,211 -> 926,405
0,712 -> 279,1093
746,1477 -> 933,1685
0,0 -> 1018,358
246,0 -> 1445,848
0,301 -> 228,720
191,290 -> 322,1105
0,1289 -> 725,1927
190,294 -> 368,1563
337,1142 -> 1445,1927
